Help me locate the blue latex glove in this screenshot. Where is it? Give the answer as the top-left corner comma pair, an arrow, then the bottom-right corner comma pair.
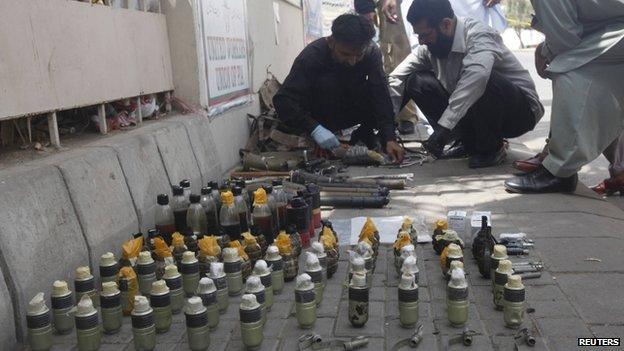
311,125 -> 340,150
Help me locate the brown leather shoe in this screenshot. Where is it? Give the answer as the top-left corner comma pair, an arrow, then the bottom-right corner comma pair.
512,154 -> 545,173
592,177 -> 624,196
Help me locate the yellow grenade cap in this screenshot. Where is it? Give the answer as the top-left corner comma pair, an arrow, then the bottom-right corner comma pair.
221,191 -> 234,205
253,188 -> 268,206
435,219 -> 448,230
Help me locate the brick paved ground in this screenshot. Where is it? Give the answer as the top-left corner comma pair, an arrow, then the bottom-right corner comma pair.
42,144 -> 624,351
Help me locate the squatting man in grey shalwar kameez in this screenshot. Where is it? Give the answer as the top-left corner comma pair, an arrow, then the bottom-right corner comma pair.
505,0 -> 624,193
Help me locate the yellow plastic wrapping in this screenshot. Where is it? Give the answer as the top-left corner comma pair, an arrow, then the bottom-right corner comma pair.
172,232 -> 185,248
198,236 -> 221,257
228,240 -> 249,261
359,217 -> 378,243
171,232 -> 184,247
393,231 -> 412,251
153,237 -> 172,260
253,188 -> 268,205
435,219 -> 448,231
117,267 -> 138,316
121,236 -> 143,261
440,245 -> 449,270
320,227 -> 338,249
242,232 -> 258,247
275,231 -> 293,255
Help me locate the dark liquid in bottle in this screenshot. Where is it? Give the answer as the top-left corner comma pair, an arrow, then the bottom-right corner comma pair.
222,224 -> 242,241
239,212 -> 249,232
254,215 -> 274,244
276,204 -> 287,231
155,223 -> 176,245
173,210 -> 188,234
206,213 -> 219,235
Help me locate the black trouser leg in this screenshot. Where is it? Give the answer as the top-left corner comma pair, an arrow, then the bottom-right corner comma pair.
404,70 -> 535,154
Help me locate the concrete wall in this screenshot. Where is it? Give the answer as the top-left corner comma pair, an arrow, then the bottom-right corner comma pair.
164,0 -> 305,170
0,0 -> 174,120
0,113 -> 222,347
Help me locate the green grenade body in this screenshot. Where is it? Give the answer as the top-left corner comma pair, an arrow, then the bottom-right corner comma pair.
266,258 -> 284,294
295,288 -> 316,329
186,308 -> 210,350
258,273 -> 274,311
27,309 -> 53,351
213,275 -> 230,314
503,286 -> 525,329
100,292 -> 122,334
493,270 -> 510,311
136,261 -> 157,297
164,275 -> 184,315
325,248 -> 339,279
240,306 -> 264,350
348,286 -> 369,327
447,286 -> 469,327
224,260 -> 243,296
132,311 -> 156,351
283,254 -> 299,282
75,277 -> 98,309
151,292 -> 172,333
307,270 -> 324,306
75,311 -> 101,351
250,290 -> 267,326
51,291 -> 74,335
181,259 -> 200,297
398,286 -> 419,328
198,291 -> 220,329
245,244 -> 262,269
241,258 -> 252,281
316,254 -> 328,286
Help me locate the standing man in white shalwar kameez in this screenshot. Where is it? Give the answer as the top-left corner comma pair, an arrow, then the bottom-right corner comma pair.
505,0 -> 624,193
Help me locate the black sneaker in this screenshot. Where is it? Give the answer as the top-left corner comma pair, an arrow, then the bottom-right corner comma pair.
468,146 -> 506,169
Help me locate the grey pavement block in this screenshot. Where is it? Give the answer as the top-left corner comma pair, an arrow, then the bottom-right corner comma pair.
527,300 -> 578,319
525,285 -> 567,302
441,334 -> 494,351
492,335 -> 549,351
56,148 -> 139,269
545,337 -> 591,351
535,318 -> 591,337
91,130 -> 171,232
509,212 -> 624,239
0,164 -> 88,342
153,122 -> 203,193
590,325 -> 624,337
371,273 -> 386,287
266,298 -> 293,319
369,287 -> 385,301
178,115 -> 223,185
101,320 -> 134,344
384,319 -> 438,350
334,301 -> 384,337
556,273 -> 624,324
226,338 -> 279,351
481,316 -> 531,337
530,238 -> 624,273
209,318 -> 238,339
316,284 -> 343,318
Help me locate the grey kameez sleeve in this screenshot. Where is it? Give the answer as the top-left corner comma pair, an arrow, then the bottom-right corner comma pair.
530,0 -> 582,61
388,46 -> 432,116
438,32 -> 503,130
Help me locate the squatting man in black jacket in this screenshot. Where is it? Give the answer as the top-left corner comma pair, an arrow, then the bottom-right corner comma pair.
273,14 -> 405,163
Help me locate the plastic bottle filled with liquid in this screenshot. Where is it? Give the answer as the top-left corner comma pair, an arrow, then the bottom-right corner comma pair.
272,180 -> 288,231
262,185 -> 279,237
200,187 -> 219,235
187,194 -> 208,237
154,194 -> 176,244
232,186 -> 250,233
252,188 -> 274,244
171,185 -> 190,234
220,191 -> 242,241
